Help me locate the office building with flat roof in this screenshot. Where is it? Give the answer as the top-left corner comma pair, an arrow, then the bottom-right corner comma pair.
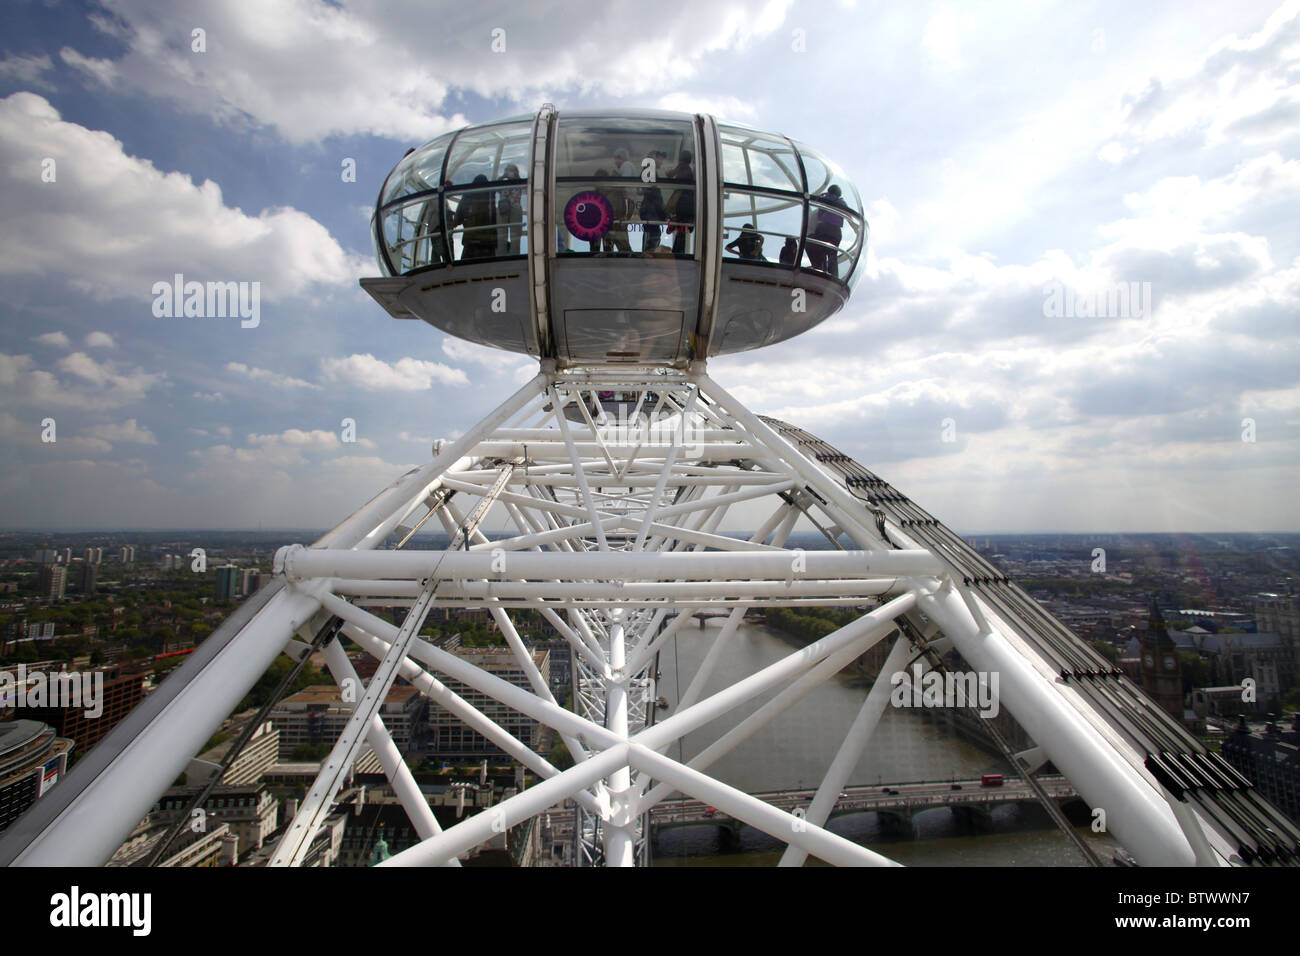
427,647 -> 550,757
0,719 -> 72,832
269,685 -> 425,758
23,661 -> 147,758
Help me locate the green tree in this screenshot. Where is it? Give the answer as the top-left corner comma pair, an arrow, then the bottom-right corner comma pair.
549,739 -> 574,771
236,654 -> 329,711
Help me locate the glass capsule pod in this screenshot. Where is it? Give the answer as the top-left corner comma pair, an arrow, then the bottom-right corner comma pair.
364,108 -> 867,367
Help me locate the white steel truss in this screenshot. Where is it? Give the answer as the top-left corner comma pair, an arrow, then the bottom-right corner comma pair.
3,362 -> 1293,868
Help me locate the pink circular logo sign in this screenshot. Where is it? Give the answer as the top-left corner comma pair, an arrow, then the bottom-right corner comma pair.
564,190 -> 613,242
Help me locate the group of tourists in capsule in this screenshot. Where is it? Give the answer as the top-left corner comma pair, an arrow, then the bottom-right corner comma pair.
365,110 -> 866,364
373,111 -> 865,285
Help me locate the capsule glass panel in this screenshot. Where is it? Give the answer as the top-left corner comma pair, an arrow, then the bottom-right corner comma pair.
717,124 -> 802,193
381,193 -> 451,273
720,190 -> 804,265
554,180 -> 694,256
444,121 -> 532,188
554,115 -> 697,258
444,184 -> 526,262
794,140 -> 863,216
371,213 -> 390,276
380,132 -> 455,206
804,198 -> 864,283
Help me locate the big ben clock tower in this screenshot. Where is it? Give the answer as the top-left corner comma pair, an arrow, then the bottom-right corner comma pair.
1140,600 -> 1183,720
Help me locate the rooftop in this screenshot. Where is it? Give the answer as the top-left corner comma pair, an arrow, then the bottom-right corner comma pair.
279,684 -> 423,705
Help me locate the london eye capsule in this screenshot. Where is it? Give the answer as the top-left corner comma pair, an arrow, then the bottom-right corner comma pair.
363,108 -> 867,367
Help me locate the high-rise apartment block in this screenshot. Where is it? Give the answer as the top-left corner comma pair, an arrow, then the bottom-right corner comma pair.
36,564 -> 66,601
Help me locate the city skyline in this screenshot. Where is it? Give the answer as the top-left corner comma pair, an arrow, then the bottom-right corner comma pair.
1,1 -> 1298,533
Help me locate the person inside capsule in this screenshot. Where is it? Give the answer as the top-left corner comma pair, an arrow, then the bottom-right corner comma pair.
605,147 -> 635,254
665,150 -> 695,255
808,183 -> 849,277
640,150 -> 669,255
453,174 -> 495,260
725,223 -> 766,261
496,163 -> 524,256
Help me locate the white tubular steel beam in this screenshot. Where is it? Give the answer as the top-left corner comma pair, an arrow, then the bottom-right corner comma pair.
634,390 -> 697,549
271,583 -> 440,867
316,592 -> 623,752
1,379 -> 548,866
603,623 -> 635,866
379,746 -> 632,867
488,605 -> 590,765
342,624 -> 603,816
489,427 -> 739,442
637,591 -> 918,753
11,363 -> 1229,871
628,745 -> 899,867
640,612 -> 903,808
327,578 -> 896,601
676,605 -> 747,712
319,639 -> 456,863
650,481 -> 797,519
916,583 -> 1197,866
462,440 -> 757,460
624,610 -> 694,684
316,372 -> 547,551
551,385 -> 610,551
504,473 -> 784,488
693,372 -> 883,547
1,584 -> 321,866
778,632 -> 912,867
278,547 -> 943,581
675,516 -> 798,711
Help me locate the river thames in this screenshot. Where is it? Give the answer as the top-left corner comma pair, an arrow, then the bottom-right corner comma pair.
652,619 -> 1125,866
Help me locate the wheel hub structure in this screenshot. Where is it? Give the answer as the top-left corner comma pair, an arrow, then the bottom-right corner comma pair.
4,106 -> 1296,868
4,365 -> 1298,867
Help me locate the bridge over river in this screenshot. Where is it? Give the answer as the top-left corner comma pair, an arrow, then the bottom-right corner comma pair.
650,775 -> 1081,841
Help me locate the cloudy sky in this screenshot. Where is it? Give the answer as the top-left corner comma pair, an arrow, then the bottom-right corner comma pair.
0,0 -> 1297,533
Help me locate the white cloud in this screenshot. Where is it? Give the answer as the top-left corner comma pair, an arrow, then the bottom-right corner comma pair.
34,331 -> 71,348
320,353 -> 468,390
59,0 -> 792,144
191,428 -> 340,472
1108,3 -> 1300,150
58,352 -> 110,387
84,331 -> 115,349
0,92 -> 368,304
320,454 -> 418,473
0,354 -> 35,387
0,351 -> 164,410
87,418 -> 158,445
225,361 -> 321,390
656,92 -> 758,122
441,337 -> 520,371
247,428 -> 339,449
0,53 -> 54,87
58,47 -> 118,87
